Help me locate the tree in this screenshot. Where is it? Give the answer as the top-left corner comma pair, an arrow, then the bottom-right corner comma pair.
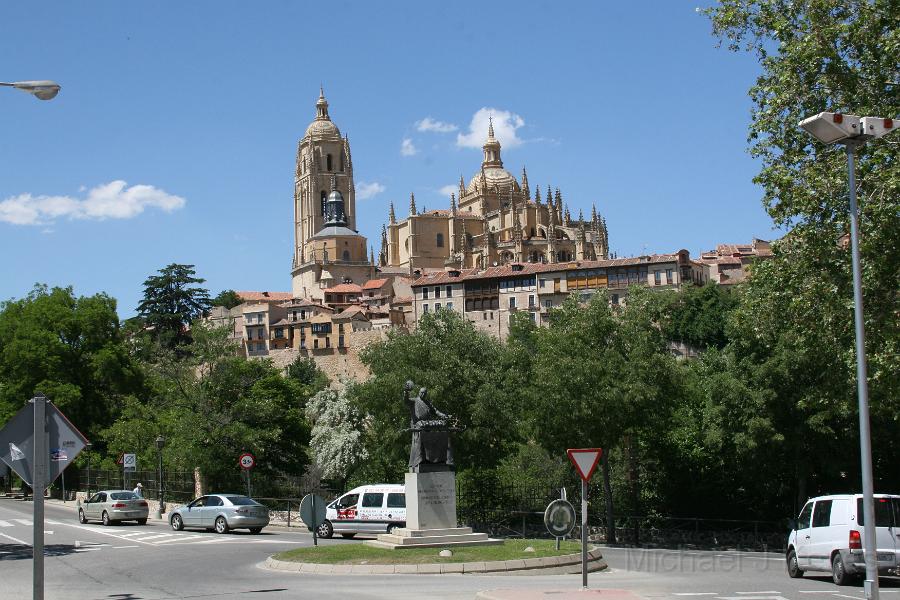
0,285 -> 144,445
136,264 -> 211,348
306,386 -> 368,490
211,290 -> 243,310
704,0 -> 900,504
656,283 -> 741,350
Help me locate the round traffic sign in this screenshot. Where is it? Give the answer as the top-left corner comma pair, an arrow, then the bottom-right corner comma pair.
238,452 -> 255,470
300,493 -> 327,530
544,499 -> 577,537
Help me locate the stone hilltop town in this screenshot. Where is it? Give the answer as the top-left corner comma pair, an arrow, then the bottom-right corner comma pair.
208,89 -> 773,381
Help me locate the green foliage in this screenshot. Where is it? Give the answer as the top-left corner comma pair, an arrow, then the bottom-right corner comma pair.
211,289 -> 243,309
656,283 -> 741,349
136,264 -> 211,348
0,285 -> 144,446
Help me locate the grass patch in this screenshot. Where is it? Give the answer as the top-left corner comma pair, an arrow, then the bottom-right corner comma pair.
274,539 -> 582,565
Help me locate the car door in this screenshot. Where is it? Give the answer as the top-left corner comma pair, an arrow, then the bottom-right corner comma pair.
183,497 -> 206,527
386,491 -> 405,525
202,496 -> 223,528
358,492 -> 385,533
808,498 -> 835,571
794,501 -> 814,568
858,496 -> 899,566
332,493 -> 359,533
85,492 -> 104,519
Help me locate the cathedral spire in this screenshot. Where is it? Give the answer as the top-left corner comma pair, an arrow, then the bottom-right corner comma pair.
488,115 -> 495,139
521,167 -> 530,200
315,87 -> 330,121
547,185 -> 554,210
534,185 -> 541,206
389,201 -> 396,224
450,193 -> 457,215
578,208 -> 584,223
370,246 -> 375,264
409,192 -> 417,216
591,204 -> 598,229
481,116 -> 503,168
458,174 -> 466,198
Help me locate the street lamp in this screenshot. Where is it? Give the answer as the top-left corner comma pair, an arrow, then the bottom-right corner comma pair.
84,442 -> 93,498
0,80 -> 61,100
799,111 -> 896,600
155,435 -> 166,519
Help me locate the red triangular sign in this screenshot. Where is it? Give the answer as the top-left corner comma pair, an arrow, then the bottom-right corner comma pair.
567,448 -> 603,482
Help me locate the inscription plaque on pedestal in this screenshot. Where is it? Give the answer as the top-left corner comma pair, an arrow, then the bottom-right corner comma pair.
405,471 -> 456,530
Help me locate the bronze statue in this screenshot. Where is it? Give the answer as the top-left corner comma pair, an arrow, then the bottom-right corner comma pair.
403,381 -> 462,472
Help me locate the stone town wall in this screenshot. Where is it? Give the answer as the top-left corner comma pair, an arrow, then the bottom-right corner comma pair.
264,328 -> 392,383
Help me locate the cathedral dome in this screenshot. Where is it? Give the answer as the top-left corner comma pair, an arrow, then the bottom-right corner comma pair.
305,88 -> 342,139
467,166 -> 520,194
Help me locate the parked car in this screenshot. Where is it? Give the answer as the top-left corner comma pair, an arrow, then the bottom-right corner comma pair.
787,493 -> 900,585
316,484 -> 406,539
168,494 -> 269,534
79,490 -> 149,526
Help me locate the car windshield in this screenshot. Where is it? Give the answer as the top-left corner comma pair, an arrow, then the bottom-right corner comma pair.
110,492 -> 138,500
225,496 -> 260,506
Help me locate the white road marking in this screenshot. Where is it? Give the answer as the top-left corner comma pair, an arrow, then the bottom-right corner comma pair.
153,535 -> 207,544
111,545 -> 140,549
46,519 -> 61,525
735,594 -> 782,596
132,534 -> 176,541
13,519 -> 32,526
50,522 -> 157,545
109,532 -> 148,537
0,520 -> 13,527
0,531 -> 31,545
832,595 -> 863,600
675,594 -> 718,597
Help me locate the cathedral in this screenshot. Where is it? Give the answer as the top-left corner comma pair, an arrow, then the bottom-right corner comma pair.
290,89 -> 610,299
380,118 -> 609,272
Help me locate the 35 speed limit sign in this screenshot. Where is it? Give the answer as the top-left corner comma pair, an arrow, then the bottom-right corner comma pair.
238,452 -> 255,470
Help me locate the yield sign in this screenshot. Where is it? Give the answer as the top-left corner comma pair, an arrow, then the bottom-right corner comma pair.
567,448 -> 603,482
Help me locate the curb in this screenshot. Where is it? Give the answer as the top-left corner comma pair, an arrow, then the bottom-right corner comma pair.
262,548 -> 607,576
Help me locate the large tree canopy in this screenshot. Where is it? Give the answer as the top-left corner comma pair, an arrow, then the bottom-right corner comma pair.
136,263 -> 211,348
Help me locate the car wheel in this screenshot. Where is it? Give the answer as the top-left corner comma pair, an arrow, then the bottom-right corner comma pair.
78,509 -> 87,524
787,549 -> 803,578
832,553 -> 849,585
316,520 -> 333,539
136,518 -> 147,525
102,511 -> 111,526
249,527 -> 263,534
340,533 -> 356,539
386,523 -> 398,535
214,516 -> 229,534
171,514 -> 184,531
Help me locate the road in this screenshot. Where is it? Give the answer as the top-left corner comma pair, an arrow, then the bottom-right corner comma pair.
1,498 -> 896,600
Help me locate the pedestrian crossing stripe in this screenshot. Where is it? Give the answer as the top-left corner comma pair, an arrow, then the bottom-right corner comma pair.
13,519 -> 32,525
0,520 -> 12,527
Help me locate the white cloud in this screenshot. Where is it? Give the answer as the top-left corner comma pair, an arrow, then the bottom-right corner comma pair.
456,107 -> 525,149
356,181 -> 386,200
0,180 -> 186,226
400,138 -> 418,156
438,185 -> 457,197
415,117 -> 458,133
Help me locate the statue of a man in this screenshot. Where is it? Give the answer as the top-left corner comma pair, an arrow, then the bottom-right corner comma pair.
403,381 -> 458,472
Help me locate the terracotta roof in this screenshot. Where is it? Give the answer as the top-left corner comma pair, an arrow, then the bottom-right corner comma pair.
323,283 -> 363,293
392,296 -> 413,303
270,318 -> 291,327
278,298 -> 322,308
333,305 -> 370,320
362,278 -> 389,290
716,257 -> 743,265
237,291 -> 293,302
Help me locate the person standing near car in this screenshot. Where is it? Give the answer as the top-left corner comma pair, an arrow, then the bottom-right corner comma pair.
133,482 -> 143,498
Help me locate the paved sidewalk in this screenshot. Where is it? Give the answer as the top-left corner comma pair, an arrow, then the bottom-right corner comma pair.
476,590 -> 641,600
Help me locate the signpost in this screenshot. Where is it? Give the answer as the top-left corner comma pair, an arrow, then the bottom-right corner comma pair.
300,493 -> 327,546
0,393 -> 89,600
238,452 -> 255,498
122,453 -> 136,490
544,496 -> 576,550
567,447 -> 603,590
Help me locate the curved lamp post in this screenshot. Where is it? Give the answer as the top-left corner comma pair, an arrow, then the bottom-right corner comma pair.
155,435 -> 166,519
799,112 -> 896,600
0,80 -> 61,100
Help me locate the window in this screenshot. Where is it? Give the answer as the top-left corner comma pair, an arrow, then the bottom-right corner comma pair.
529,312 -> 536,323
423,304 -> 429,313
342,250 -> 350,261
665,268 -> 674,284
435,302 -> 441,310
539,279 -> 546,288
386,493 -> 405,508
544,299 -> 552,309
314,339 -> 319,349
436,233 -> 444,247
422,288 -> 429,299
528,295 -> 535,308
274,328 -> 284,339
856,497 -> 897,527
206,496 -> 224,507
446,285 -> 452,297
654,271 -> 661,285
338,335 -> 344,347
325,337 -> 330,348
434,287 -> 441,298
812,500 -> 832,527
611,294 -> 619,305
326,154 -> 333,171
338,493 -> 359,508
361,493 -> 384,508
446,302 -> 453,310
797,502 -> 813,530
321,190 -> 327,215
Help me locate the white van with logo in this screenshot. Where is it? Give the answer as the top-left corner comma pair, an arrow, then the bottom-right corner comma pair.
787,493 -> 899,585
315,484 -> 406,539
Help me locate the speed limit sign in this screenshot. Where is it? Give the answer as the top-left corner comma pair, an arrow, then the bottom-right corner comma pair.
238,452 -> 255,470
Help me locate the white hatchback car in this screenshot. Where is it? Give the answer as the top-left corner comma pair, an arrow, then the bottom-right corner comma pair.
787,494 -> 899,585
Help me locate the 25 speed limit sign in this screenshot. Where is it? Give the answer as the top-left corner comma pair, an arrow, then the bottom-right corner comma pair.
238,452 -> 255,470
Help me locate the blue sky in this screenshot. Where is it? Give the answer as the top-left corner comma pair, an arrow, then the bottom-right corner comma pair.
0,1 -> 777,317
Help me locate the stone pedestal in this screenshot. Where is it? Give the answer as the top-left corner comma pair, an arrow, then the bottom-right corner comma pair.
367,470 -> 501,549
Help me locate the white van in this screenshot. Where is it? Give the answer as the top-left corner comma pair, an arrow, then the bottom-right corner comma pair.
787,493 -> 899,585
315,484 -> 406,539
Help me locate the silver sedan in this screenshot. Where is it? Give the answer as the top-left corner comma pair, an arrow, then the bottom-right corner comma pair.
168,494 -> 269,534
79,490 -> 149,525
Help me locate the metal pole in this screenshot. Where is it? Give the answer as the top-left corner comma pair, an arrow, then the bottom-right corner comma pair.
312,495 -> 318,547
155,447 -> 163,519
86,453 -> 91,497
61,469 -> 65,503
246,470 -> 251,498
846,144 -> 879,600
32,394 -> 47,600
581,478 -> 588,589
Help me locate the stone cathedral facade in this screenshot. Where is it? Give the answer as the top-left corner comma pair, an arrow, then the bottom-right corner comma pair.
380,120 -> 609,272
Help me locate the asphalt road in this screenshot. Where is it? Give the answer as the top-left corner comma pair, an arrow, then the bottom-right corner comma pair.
1,498 -> 896,600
